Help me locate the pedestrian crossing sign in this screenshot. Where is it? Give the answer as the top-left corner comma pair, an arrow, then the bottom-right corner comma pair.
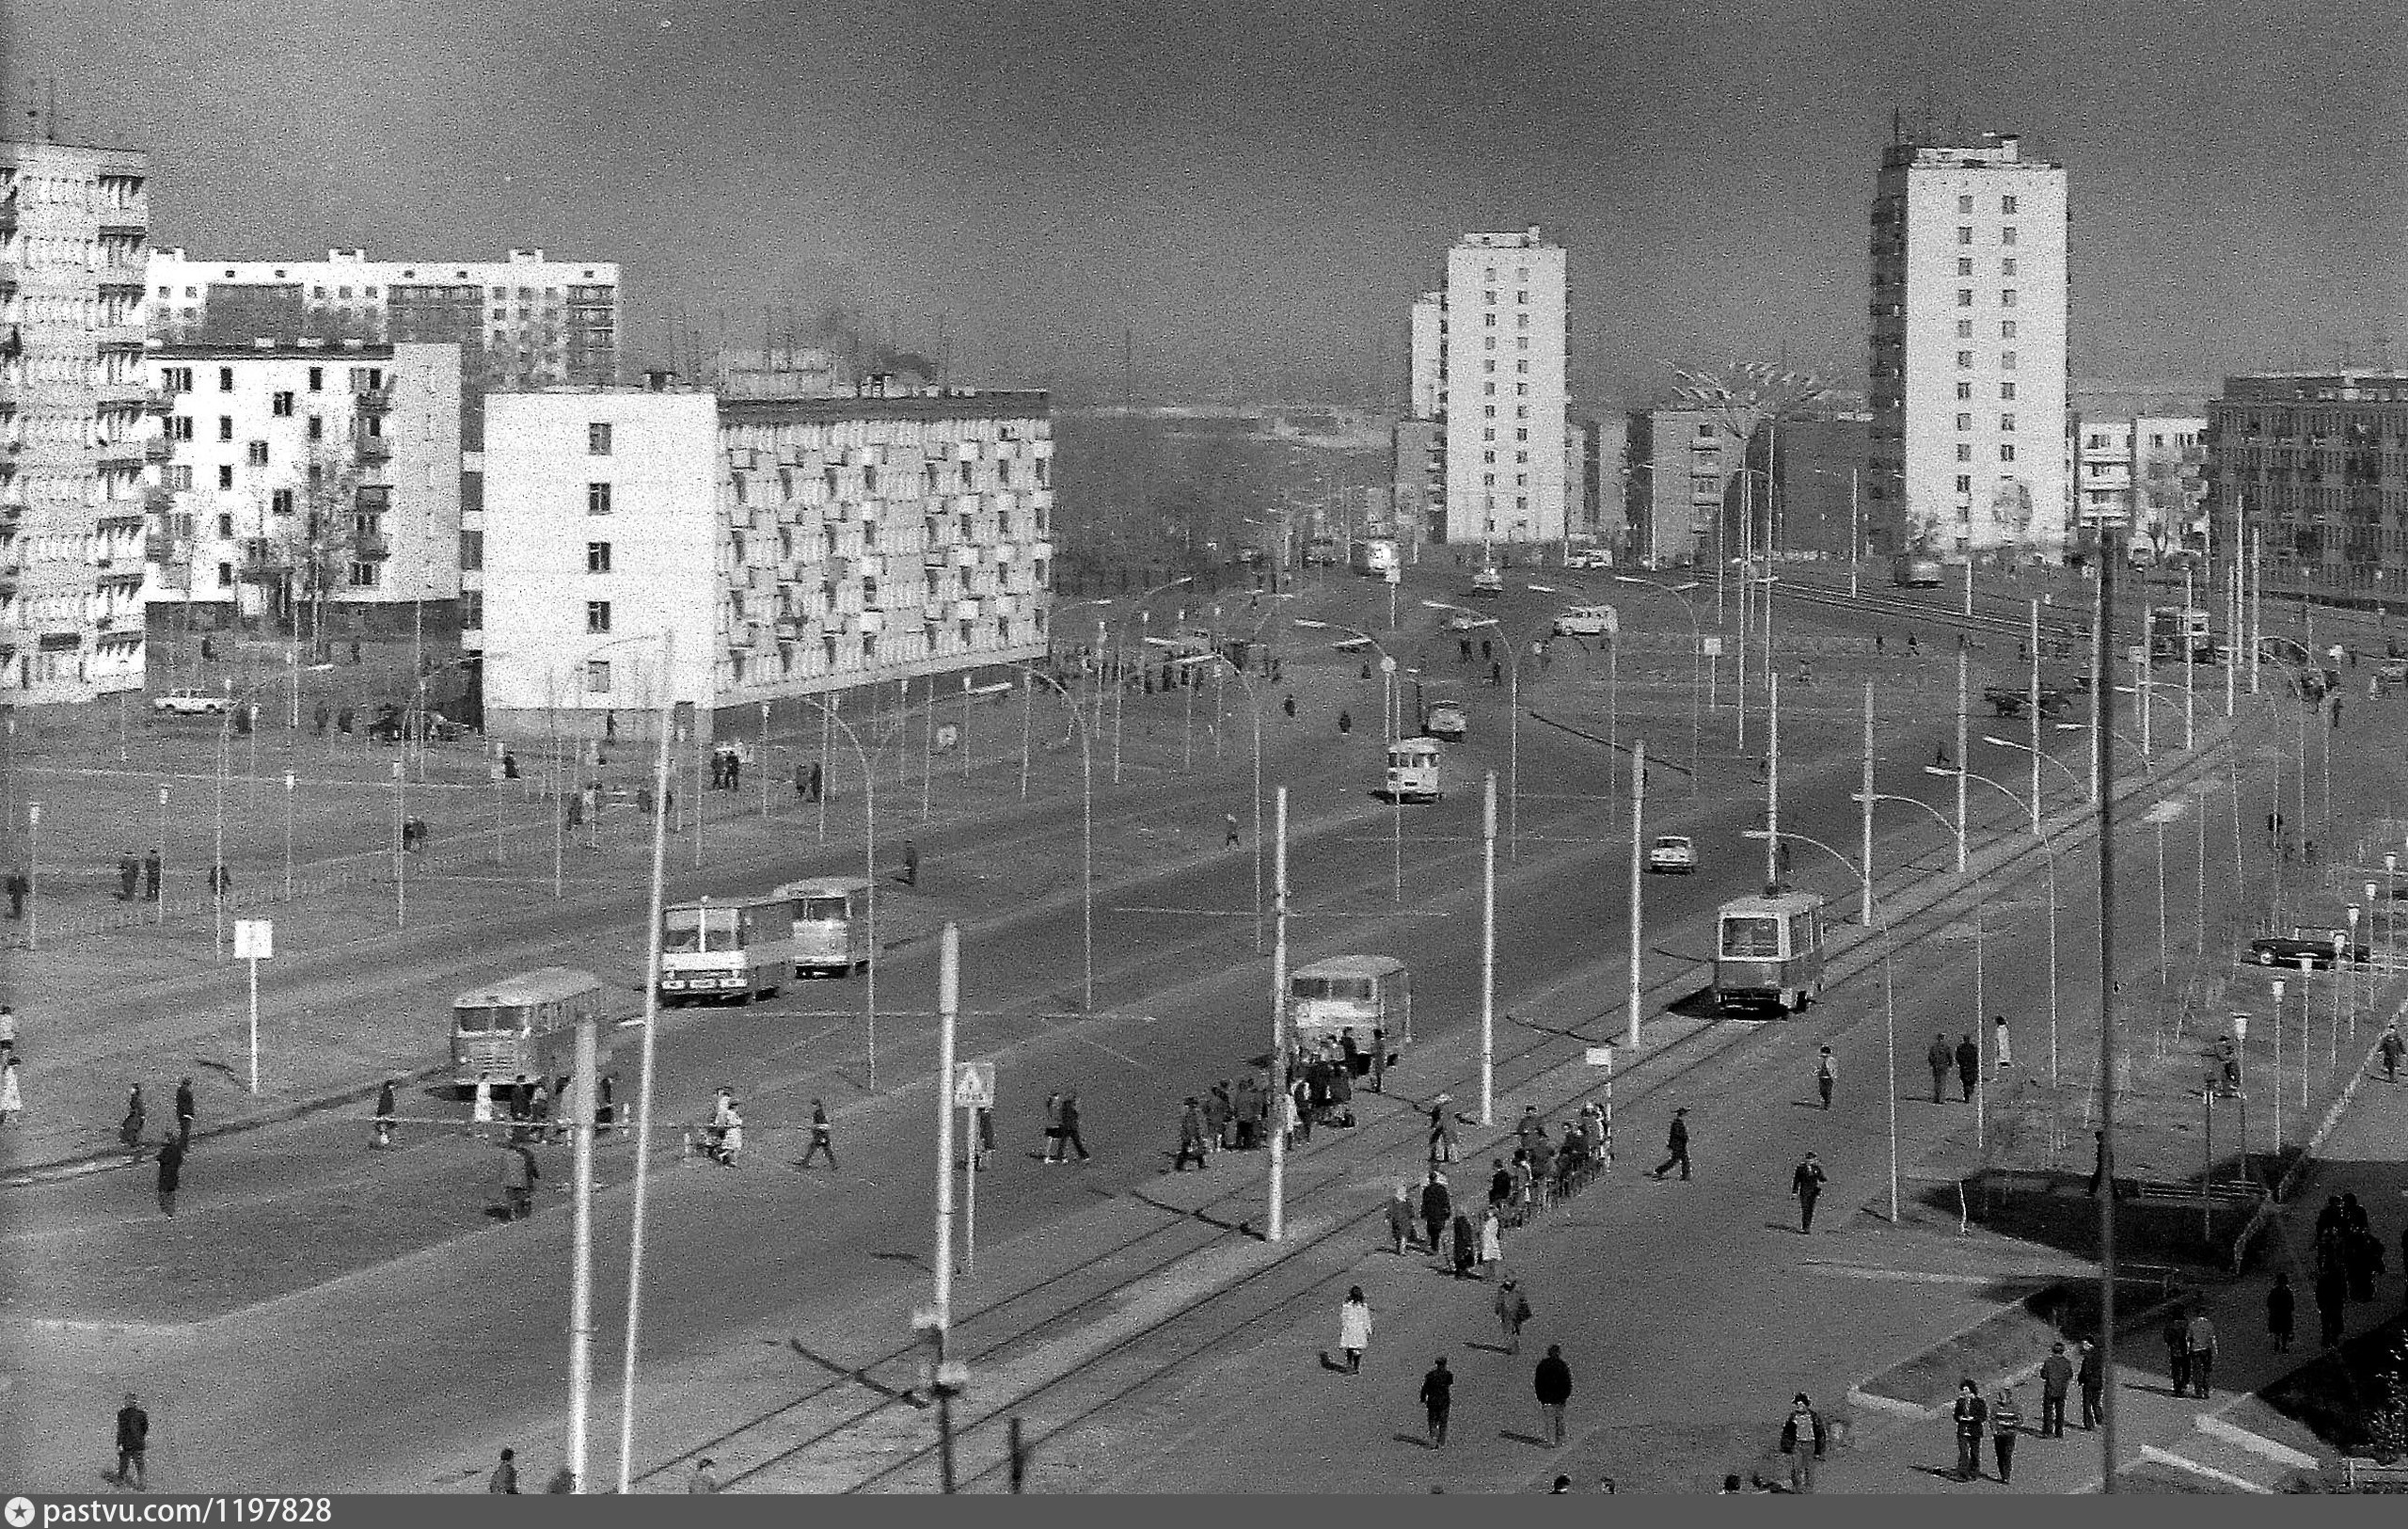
952,1062 -> 995,1110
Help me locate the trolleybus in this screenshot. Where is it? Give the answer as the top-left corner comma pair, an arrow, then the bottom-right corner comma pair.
776,876 -> 875,976
1710,891 -> 1828,1012
1288,955 -> 1413,1049
450,967 -> 614,1096
658,894 -> 793,1004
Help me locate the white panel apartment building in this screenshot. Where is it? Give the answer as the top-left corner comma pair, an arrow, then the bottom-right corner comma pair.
1411,230 -> 1569,545
1,137 -> 151,701
141,341 -> 461,639
147,248 -> 619,389
1869,134 -> 2068,560
480,385 -> 1054,740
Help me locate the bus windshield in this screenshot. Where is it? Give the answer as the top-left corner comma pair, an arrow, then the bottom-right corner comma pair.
663,908 -> 740,952
454,1005 -> 522,1034
1721,916 -> 1782,959
1293,978 -> 1373,1002
796,896 -> 850,921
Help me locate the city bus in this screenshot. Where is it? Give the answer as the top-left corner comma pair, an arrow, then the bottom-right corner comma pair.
1710,891 -> 1828,1013
1385,737 -> 1445,803
1288,955 -> 1413,1049
658,894 -> 793,1005
776,876 -> 875,977
450,967 -> 614,1096
1893,552 -> 1944,588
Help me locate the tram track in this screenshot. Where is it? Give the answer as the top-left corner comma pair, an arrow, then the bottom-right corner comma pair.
624,729 -> 2240,1492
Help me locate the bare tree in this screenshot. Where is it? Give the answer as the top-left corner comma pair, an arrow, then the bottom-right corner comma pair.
242,440 -> 369,660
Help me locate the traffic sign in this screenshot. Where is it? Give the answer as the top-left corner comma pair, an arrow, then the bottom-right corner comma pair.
1702,637 -> 1723,658
233,919 -> 274,960
1379,655 -> 1397,675
952,1061 -> 995,1109
2126,645 -> 2149,669
1583,1046 -> 1614,1068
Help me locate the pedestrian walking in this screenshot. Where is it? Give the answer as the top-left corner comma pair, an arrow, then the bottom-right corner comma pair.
0,1055 -> 21,1125
155,1135 -> 184,1216
143,849 -> 161,902
1387,1183 -> 1417,1254
2037,1341 -> 2073,1437
1495,1277 -> 1531,1355
1992,1015 -> 2013,1072
1335,1287 -> 1371,1374
1225,813 -> 1241,851
175,1075 -> 195,1145
115,1393 -> 150,1489
1651,1107 -> 1690,1180
800,1098 -> 836,1168
2162,1313 -> 2191,1396
2186,1308 -> 2218,1398
901,841 -> 919,888
117,851 -> 138,902
687,1457 -> 719,1493
2381,1024 -> 2405,1085
1950,1379 -> 1988,1480
1174,1097 -> 1207,1171
373,1078 -> 396,1149
4,866 -> 25,919
1450,1209 -> 1477,1279
1056,1091 -> 1090,1161
487,1447 -> 518,1493
2318,1262 -> 2349,1347
1780,1394 -> 1827,1493
502,1141 -> 538,1218
2267,1271 -> 2296,1353
1990,1384 -> 2022,1483
1419,1358 -> 1453,1447
1956,1035 -> 1979,1101
1815,1045 -> 1835,1108
120,1083 -> 146,1147
0,1005 -> 14,1056
1338,709 -> 1352,736
1533,1345 -> 1573,1447
1926,1033 -> 1952,1103
1420,1171 -> 1451,1256
1043,1091 -> 1064,1161
1479,1205 -> 1503,1277
2077,1338 -> 2103,1429
1791,1152 -> 1827,1233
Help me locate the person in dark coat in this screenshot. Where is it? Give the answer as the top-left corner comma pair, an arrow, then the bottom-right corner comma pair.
1533,1345 -> 1573,1447
374,1078 -> 397,1149
2077,1338 -> 2104,1429
2266,1271 -> 2295,1353
2162,1313 -> 2191,1397
1955,1035 -> 1980,1101
1489,1157 -> 1513,1212
115,1393 -> 150,1489
1950,1380 -> 1988,1481
1418,1358 -> 1453,1447
155,1136 -> 184,1216
118,852 -> 139,901
1926,1032 -> 1952,1103
901,841 -> 920,888
1386,1184 -> 1417,1254
143,849 -> 162,902
1651,1107 -> 1690,1180
1173,1098 -> 1206,1172
1419,1171 -> 1451,1257
119,1084 -> 146,1147
1450,1210 -> 1477,1279
174,1076 -> 195,1144
1055,1091 -> 1089,1161
1791,1152 -> 1828,1233
1337,709 -> 1352,736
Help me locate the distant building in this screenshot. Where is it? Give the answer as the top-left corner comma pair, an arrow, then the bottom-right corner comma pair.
148,247 -> 620,390
1,137 -> 152,701
1764,408 -> 1874,561
1623,406 -> 1732,568
1401,230 -> 1570,545
2209,374 -> 2408,598
2074,411 -> 2207,554
1391,417 -> 1442,547
1869,131 -> 2069,560
141,341 -> 462,646
1565,417 -> 1602,542
479,383 -> 1054,739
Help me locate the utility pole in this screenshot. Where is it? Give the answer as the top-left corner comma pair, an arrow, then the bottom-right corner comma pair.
1267,787 -> 1290,1242
2029,600 -> 2043,833
2095,539 -> 2123,1490
1764,673 -> 1781,889
1955,647 -> 1970,872
564,1009 -> 598,1491
1480,772 -> 1496,1126
1628,741 -> 1647,1051
1861,684 -> 1875,930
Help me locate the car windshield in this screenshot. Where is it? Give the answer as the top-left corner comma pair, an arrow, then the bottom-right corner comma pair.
1654,837 -> 1688,851
796,896 -> 850,921
1721,916 -> 1782,958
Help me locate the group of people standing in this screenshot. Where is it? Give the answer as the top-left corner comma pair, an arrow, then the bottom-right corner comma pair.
1169,1030 -> 1383,1171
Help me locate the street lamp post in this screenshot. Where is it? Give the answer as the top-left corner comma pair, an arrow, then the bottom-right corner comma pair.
1294,620 -> 1406,903
802,698 -> 882,1087
1613,576 -> 1704,793
1176,651 -> 1267,953
1012,666 -> 1097,1011
1959,767 -> 2067,1095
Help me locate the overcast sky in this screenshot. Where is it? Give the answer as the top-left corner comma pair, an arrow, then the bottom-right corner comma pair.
8,0 -> 2402,408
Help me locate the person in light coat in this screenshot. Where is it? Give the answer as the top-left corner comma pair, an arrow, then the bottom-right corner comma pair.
470,1075 -> 496,1124
1335,1287 -> 1371,1374
0,1055 -> 21,1124
1478,1206 -> 1504,1278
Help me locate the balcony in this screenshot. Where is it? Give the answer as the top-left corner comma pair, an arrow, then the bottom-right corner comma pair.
355,435 -> 390,462
354,533 -> 391,561
142,388 -> 179,415
144,436 -> 175,462
145,534 -> 180,564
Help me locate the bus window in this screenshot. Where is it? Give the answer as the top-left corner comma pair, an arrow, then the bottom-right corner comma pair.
1291,978 -> 1328,999
1722,916 -> 1782,958
662,910 -> 705,953
1789,912 -> 1818,950
454,1006 -> 501,1033
797,896 -> 849,921
1342,980 -> 1372,1001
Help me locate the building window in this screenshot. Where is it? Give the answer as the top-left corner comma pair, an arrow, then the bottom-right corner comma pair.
2001,321 -> 2018,340
1956,351 -> 1973,368
2002,351 -> 2018,369
1956,474 -> 1972,494
1956,289 -> 1973,307
2001,414 -> 2017,432
2000,443 -> 2017,462
1956,413 -> 1972,430
218,416 -> 235,441
1956,226 -> 1972,245
169,416 -> 194,441
247,441 -> 268,466
216,513 -> 234,538
1956,382 -> 1973,401
586,541 -> 611,573
162,367 -> 192,393
585,660 -> 611,693
347,561 -> 380,588
217,464 -> 234,490
2002,196 -> 2019,214
2000,381 -> 2017,400
218,367 -> 234,391
459,530 -> 483,570
167,466 -> 194,490
588,422 -> 612,455
1483,313 -> 1496,327
217,561 -> 234,588
1956,319 -> 1973,338
1956,443 -> 1973,462
2000,289 -> 2018,308
587,482 -> 611,515
2002,227 -> 2018,245
2001,258 -> 2018,277
308,416 -> 324,441
308,366 -> 323,392
586,600 -> 611,633
1957,194 -> 1974,214
271,391 -> 294,417
1957,258 -> 1974,277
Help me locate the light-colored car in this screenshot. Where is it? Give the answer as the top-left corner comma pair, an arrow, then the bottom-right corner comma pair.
1646,835 -> 1696,874
1468,568 -> 1506,598
1564,549 -> 1612,570
1425,702 -> 1467,742
151,688 -> 230,716
1553,605 -> 1617,638
1441,611 -> 1484,632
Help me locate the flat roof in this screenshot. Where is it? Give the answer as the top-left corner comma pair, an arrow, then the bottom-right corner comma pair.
1719,891 -> 1826,915
150,340 -> 399,359
1292,955 -> 1408,978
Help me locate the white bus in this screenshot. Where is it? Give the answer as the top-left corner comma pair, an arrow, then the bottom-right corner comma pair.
1289,954 -> 1413,1049
777,876 -> 875,977
658,895 -> 793,1005
450,967 -> 614,1096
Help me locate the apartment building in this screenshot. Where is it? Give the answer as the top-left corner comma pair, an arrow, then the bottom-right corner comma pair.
1869,132 -> 2069,560
2075,412 -> 2207,553
1622,406 -> 1732,567
479,383 -> 1054,740
1401,230 -> 1570,545
0,137 -> 151,700
148,247 -> 619,390
2209,374 -> 2408,597
141,341 -> 462,645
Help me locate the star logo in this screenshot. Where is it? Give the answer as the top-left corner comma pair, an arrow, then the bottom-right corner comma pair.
6,1496 -> 36,1527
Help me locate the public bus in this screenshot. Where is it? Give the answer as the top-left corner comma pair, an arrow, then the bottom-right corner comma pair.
1893,552 -> 1945,588
1288,955 -> 1414,1049
450,967 -> 614,1096
1710,891 -> 1829,1012
658,894 -> 793,1005
776,876 -> 875,977
1385,737 -> 1445,803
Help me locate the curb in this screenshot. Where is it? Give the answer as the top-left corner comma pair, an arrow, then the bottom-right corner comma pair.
2195,1411 -> 2320,1471
2137,1443 -> 2276,1493
1848,1287 -> 2191,1418
2228,1017 -> 2400,1273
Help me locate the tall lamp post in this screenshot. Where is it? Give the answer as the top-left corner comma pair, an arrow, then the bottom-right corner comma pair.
1294,619 -> 1410,903
1010,665 -> 1097,1011
1612,575 -> 1705,791
801,697 -> 884,1086
1174,650 -> 1268,953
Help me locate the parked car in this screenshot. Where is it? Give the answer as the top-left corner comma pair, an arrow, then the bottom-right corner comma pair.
1563,549 -> 1612,570
1440,611 -> 1484,632
151,689 -> 230,717
1424,702 -> 1467,742
1553,606 -> 1617,638
1646,835 -> 1697,874
1468,568 -> 1506,599
2245,926 -> 2370,969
